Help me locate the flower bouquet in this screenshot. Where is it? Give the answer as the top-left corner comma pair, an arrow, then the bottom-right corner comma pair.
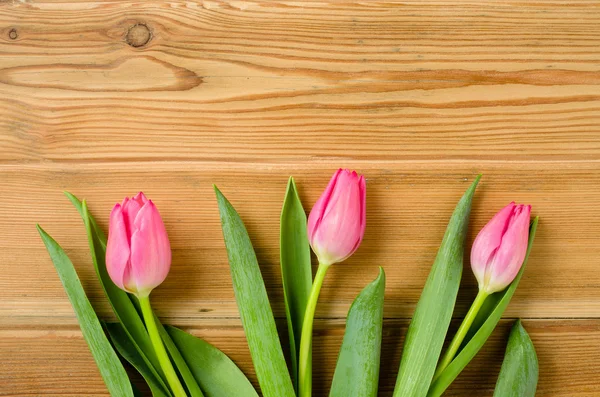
38,170 -> 539,396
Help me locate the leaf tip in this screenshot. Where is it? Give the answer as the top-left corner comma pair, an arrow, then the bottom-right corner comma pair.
285,176 -> 298,194
460,173 -> 482,203
529,216 -> 539,234
377,266 -> 386,280
213,185 -> 226,203
81,199 -> 89,214
36,224 -> 51,241
213,186 -> 234,218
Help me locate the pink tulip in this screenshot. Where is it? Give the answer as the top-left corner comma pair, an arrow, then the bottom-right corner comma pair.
471,202 -> 532,294
300,169 -> 367,396
106,192 -> 171,297
307,169 -> 366,265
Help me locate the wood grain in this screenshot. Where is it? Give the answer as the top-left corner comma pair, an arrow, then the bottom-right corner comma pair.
1,320 -> 599,397
1,1 -> 600,163
0,163 -> 598,325
1,0 -> 599,395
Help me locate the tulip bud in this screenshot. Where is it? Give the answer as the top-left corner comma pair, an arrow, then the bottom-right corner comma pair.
471,202 -> 531,294
106,192 -> 171,297
307,168 -> 366,265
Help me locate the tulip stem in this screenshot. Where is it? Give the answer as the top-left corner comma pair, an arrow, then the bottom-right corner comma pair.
433,290 -> 489,381
139,296 -> 188,397
299,262 -> 330,397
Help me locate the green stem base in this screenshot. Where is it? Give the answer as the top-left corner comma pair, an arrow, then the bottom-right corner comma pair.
298,263 -> 330,397
433,290 -> 489,381
139,295 -> 188,397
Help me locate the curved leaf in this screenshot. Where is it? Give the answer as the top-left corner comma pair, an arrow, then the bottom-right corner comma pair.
166,326 -> 259,397
280,177 -> 313,391
37,225 -> 134,397
427,217 -> 539,397
493,320 -> 538,397
330,268 -> 385,397
393,176 -> 480,397
215,186 -> 295,397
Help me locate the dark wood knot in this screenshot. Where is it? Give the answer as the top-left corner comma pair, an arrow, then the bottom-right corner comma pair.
126,24 -> 151,48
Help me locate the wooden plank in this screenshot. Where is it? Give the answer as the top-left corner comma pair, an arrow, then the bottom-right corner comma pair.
1,320 -> 598,396
1,1 -> 600,163
1,0 -> 599,395
0,162 -> 598,326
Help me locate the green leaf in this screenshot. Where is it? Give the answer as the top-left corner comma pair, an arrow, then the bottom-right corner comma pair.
329,267 -> 386,397
427,218 -> 539,397
214,186 -> 295,397
393,175 -> 481,397
493,320 -> 538,397
280,177 -> 313,391
64,191 -> 108,247
105,322 -> 171,397
166,326 -> 259,397
37,225 -> 134,397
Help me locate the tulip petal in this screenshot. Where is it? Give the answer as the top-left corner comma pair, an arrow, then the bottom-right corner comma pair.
307,169 -> 342,242
319,176 -> 362,262
106,204 -> 131,291
470,202 -> 515,286
321,169 -> 354,219
121,196 -> 143,242
356,174 -> 367,252
130,200 -> 171,296
487,205 -> 531,293
134,192 -> 149,205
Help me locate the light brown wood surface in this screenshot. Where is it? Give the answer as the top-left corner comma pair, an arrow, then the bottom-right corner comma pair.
1,1 -> 599,396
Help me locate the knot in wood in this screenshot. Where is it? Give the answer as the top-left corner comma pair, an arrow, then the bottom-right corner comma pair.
8,29 -> 18,40
126,24 -> 151,48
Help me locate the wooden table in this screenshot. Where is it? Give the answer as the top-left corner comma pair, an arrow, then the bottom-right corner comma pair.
1,1 -> 599,396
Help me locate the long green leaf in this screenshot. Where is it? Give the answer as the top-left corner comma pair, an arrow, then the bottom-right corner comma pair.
280,176 -> 313,391
329,267 -> 386,397
105,322 -> 170,397
393,175 -> 481,397
427,218 -> 539,397
215,186 -> 295,397
166,326 -> 259,397
37,225 -> 134,397
493,320 -> 538,397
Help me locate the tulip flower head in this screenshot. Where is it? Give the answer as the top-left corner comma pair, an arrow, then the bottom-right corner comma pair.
471,202 -> 531,294
307,169 -> 366,265
106,192 -> 171,297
